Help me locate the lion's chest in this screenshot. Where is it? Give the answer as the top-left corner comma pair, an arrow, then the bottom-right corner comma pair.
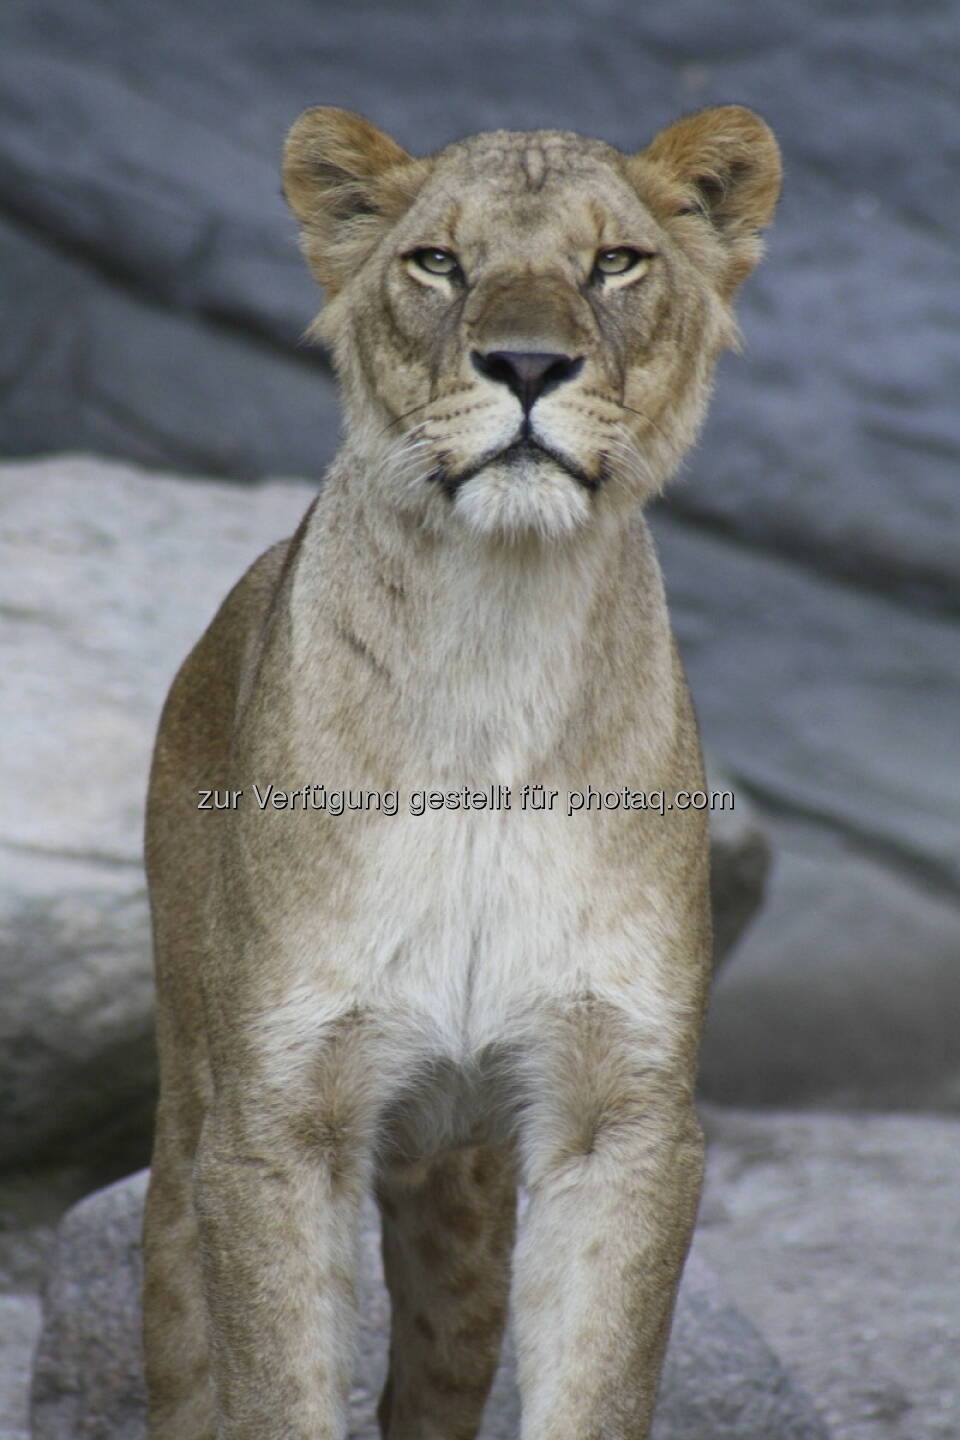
340,799 -> 589,1051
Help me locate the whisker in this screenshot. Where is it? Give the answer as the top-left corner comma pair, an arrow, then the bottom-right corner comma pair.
602,422 -> 660,497
377,400 -> 433,439
615,400 -> 671,446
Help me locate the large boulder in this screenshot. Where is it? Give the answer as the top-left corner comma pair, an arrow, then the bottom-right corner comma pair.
0,458 -> 768,1175
648,512 -> 960,1110
652,514 -> 960,898
0,211 -> 339,482
30,1170 -> 828,1440
699,821 -> 960,1112
0,459 -> 311,1173
696,1105 -> 960,1440
0,1165 -> 80,1440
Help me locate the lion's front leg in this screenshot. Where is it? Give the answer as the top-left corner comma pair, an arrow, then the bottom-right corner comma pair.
191,1015 -> 378,1440
512,996 -> 705,1440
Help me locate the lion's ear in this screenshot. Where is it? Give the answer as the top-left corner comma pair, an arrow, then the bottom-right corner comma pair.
640,106 -> 781,295
283,107 -> 426,293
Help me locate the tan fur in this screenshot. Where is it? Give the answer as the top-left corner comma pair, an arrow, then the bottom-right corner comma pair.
143,104 -> 780,1440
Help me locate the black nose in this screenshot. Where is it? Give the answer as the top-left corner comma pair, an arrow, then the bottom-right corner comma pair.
471,350 -> 584,412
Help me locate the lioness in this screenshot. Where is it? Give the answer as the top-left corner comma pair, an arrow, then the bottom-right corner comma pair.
143,104 -> 780,1440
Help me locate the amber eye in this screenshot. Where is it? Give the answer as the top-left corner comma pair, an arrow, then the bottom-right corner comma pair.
409,248 -> 460,277
592,247 -> 653,279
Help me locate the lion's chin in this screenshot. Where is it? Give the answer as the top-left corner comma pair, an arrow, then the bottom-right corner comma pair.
451,455 -> 592,542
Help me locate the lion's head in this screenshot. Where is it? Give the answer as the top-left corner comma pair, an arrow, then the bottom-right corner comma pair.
284,106 -> 780,542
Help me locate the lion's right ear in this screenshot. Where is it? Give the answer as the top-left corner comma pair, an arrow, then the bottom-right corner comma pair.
283,107 -> 427,294
637,106 -> 781,299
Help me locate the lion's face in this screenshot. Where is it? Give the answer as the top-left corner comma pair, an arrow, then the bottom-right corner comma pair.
285,108 -> 780,541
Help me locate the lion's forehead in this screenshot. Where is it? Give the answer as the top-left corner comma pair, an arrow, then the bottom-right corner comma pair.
439,129 -> 617,187
407,134 -> 652,256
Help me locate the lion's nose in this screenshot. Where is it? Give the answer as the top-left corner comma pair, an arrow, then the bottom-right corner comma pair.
471,350 -> 584,412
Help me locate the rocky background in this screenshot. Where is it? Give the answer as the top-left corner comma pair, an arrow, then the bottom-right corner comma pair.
1,1 -> 958,1437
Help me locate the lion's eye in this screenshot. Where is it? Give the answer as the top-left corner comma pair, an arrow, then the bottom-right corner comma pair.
592,247 -> 653,280
409,248 -> 460,278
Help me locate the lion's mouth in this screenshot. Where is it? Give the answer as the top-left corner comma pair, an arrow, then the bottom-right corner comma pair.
428,434 -> 605,499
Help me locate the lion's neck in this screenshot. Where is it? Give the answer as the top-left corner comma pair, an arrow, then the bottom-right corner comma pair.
410,528 -> 618,781
300,478 -> 657,783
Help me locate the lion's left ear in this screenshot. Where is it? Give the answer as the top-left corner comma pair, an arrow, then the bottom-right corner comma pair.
639,106 -> 782,295
283,107 -> 428,294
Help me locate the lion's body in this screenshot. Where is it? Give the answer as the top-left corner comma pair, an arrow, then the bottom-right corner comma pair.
143,106 -> 779,1440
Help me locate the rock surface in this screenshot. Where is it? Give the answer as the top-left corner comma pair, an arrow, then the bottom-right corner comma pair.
0,460 -> 311,1172
699,814 -> 960,1112
646,513 -> 960,1110
703,759 -> 770,972
0,458 -> 769,1175
0,1168 -> 86,1440
29,1169 -> 828,1440
0,207 -> 339,483
652,514 -> 960,896
0,1296 -> 39,1440
697,1106 -> 960,1440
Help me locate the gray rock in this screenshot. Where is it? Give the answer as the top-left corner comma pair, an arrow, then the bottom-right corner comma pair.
0,1294 -> 40,1440
0,459 -> 766,1173
0,213 -> 339,480
0,854 -> 155,1176
703,759 -> 770,973
0,459 -> 311,1170
30,1170 -> 828,1440
0,1167 -> 108,1300
700,817 -> 960,1111
651,512 -> 960,897
649,511 -> 960,1111
653,1246 -> 827,1440
0,1170 -> 80,1440
30,1175 -> 147,1440
696,1106 -> 960,1440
